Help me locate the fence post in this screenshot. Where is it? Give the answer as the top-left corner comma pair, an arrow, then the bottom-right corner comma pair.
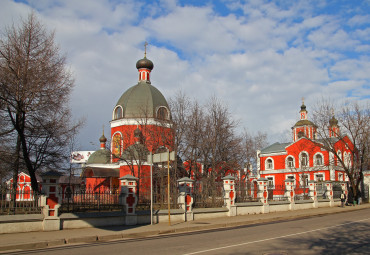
119,174 -> 138,225
177,177 -> 195,221
40,170 -> 63,231
222,175 -> 236,216
257,178 -> 269,213
284,179 -> 295,210
308,180 -> 318,208
324,181 -> 334,207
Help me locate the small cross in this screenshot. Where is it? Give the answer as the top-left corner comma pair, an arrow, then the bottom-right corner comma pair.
302,97 -> 305,105
144,41 -> 148,57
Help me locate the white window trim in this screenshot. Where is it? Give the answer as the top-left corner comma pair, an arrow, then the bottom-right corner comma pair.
265,157 -> 274,170
329,152 -> 334,166
112,105 -> 123,120
338,172 -> 344,182
299,151 -> 309,168
299,173 -> 310,187
265,175 -> 275,189
313,152 -> 324,166
156,106 -> 170,120
285,155 -> 295,169
314,172 -> 325,182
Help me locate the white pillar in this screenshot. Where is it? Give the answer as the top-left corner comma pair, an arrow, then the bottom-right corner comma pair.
257,178 -> 269,213
324,181 -> 334,207
177,177 -> 195,221
119,175 -> 139,225
222,175 -> 236,216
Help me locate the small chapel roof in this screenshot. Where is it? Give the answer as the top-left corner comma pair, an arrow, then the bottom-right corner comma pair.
260,142 -> 291,155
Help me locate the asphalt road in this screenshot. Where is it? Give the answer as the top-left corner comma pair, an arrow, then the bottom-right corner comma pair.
8,208 -> 370,255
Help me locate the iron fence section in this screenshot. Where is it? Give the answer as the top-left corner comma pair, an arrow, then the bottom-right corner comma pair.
294,184 -> 310,200
235,180 -> 258,202
136,176 -> 179,211
268,185 -> 289,201
316,182 -> 326,199
0,186 -> 42,215
59,185 -> 122,213
193,181 -> 224,208
332,182 -> 343,199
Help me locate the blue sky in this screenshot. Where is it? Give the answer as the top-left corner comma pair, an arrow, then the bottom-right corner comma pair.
1,0 -> 369,150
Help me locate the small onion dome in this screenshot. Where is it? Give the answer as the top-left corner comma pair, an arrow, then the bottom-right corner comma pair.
134,128 -> 142,138
136,57 -> 154,70
329,116 -> 338,126
99,134 -> 107,143
300,103 -> 307,112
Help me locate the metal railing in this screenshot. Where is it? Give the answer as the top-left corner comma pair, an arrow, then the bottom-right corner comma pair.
0,186 -> 42,215
59,186 -> 122,213
193,181 -> 224,208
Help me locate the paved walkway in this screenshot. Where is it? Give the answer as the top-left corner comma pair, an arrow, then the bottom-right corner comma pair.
0,203 -> 369,253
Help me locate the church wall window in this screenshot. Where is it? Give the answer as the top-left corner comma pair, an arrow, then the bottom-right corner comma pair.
113,106 -> 123,120
299,152 -> 309,168
314,153 -> 324,166
265,158 -> 274,170
336,150 -> 342,166
286,156 -> 295,169
112,132 -> 123,157
266,176 -> 275,189
157,106 -> 169,120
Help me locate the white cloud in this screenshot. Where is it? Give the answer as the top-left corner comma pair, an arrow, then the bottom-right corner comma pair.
1,0 -> 369,150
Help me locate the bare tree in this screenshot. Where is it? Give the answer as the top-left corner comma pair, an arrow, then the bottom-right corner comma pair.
0,13 -> 81,193
312,99 -> 369,201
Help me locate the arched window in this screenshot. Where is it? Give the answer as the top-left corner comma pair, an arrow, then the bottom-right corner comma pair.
329,152 -> 334,166
286,156 -> 295,168
113,106 -> 123,120
337,150 -> 342,165
112,133 -> 123,157
314,153 -> 323,166
300,152 -> 309,168
265,158 -> 274,170
157,107 -> 169,120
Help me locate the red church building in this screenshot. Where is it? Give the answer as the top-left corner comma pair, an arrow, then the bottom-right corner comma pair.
257,101 -> 352,199
81,51 -> 173,198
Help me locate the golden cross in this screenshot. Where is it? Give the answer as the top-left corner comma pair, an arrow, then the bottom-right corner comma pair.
144,41 -> 148,57
302,97 -> 305,105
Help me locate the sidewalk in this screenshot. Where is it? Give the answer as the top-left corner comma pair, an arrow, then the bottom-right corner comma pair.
1,203 -> 369,253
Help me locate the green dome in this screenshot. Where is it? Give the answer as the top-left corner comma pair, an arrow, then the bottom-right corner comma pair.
86,149 -> 111,164
114,81 -> 170,119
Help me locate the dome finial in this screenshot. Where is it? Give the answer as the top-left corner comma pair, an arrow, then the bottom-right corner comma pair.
302,97 -> 305,105
144,41 -> 148,58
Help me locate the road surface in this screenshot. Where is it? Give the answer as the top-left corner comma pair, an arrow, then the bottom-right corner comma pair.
7,208 -> 370,255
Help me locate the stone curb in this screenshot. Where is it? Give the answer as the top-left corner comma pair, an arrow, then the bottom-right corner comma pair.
0,205 -> 368,253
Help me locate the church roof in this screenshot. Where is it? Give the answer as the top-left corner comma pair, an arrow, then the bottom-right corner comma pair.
293,119 -> 316,127
115,81 -> 169,119
260,142 -> 291,154
86,149 -> 111,164
82,167 -> 119,178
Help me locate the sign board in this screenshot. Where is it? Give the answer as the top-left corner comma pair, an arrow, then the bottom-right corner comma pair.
147,151 -> 175,163
71,151 -> 95,164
